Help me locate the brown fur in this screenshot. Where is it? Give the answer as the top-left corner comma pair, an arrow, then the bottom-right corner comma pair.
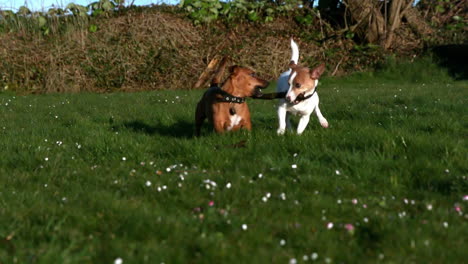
195,66 -> 269,136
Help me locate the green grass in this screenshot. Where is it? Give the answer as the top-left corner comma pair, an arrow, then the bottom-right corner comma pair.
0,76 -> 467,263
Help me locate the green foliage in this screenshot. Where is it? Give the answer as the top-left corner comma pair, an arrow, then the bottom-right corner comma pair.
89,24 -> 98,32
0,75 -> 466,262
89,0 -> 117,16
0,0 -> 123,36
66,3 -> 89,17
294,12 -> 314,25
179,0 -> 303,24
419,0 -> 467,44
179,0 -> 223,24
17,6 -> 31,15
434,0 -> 467,31
345,31 -> 355,39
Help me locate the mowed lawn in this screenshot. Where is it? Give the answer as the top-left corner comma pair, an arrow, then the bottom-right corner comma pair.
0,77 -> 466,263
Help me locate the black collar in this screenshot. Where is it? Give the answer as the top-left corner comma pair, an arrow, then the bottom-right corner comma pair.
293,89 -> 316,104
211,86 -> 245,103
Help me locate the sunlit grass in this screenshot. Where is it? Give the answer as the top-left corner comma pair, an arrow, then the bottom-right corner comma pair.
0,76 -> 466,263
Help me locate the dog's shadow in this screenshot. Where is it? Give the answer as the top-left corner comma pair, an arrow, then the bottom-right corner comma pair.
114,120 -> 194,138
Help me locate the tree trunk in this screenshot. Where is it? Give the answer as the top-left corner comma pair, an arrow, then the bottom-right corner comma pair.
345,0 -> 385,43
404,7 -> 434,37
384,0 -> 405,48
346,0 -> 427,49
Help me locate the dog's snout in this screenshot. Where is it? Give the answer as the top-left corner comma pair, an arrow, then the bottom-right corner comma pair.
255,79 -> 269,89
252,86 -> 264,97
286,96 -> 292,103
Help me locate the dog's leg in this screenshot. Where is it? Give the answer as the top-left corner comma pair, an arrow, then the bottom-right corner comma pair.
297,115 -> 311,135
195,102 -> 206,136
315,105 -> 329,128
277,104 -> 288,135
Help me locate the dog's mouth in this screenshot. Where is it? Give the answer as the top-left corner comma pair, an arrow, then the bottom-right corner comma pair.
286,95 -> 301,105
289,90 -> 314,104
287,98 -> 301,105
293,94 -> 307,104
251,84 -> 268,98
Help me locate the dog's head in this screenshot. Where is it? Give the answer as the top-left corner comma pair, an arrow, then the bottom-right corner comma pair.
229,66 -> 269,98
285,63 -> 325,104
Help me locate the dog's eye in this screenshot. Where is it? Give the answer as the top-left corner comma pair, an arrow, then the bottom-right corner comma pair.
295,83 -> 301,88
250,73 -> 257,77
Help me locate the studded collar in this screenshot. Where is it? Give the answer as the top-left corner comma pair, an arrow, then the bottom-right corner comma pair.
211,86 -> 246,104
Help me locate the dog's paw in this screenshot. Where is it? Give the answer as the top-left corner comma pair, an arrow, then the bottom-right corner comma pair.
277,128 -> 286,135
320,119 -> 329,128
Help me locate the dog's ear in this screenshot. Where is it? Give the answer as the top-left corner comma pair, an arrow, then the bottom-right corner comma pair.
229,65 -> 240,75
289,60 -> 297,69
310,63 -> 325,79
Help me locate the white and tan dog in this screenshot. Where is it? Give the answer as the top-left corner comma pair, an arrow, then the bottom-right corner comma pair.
276,39 -> 328,135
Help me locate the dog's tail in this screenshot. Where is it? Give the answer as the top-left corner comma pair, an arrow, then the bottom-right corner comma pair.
210,56 -> 229,87
290,38 -> 299,66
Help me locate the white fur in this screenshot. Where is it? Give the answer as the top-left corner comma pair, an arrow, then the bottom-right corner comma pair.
290,39 -> 299,65
276,40 -> 328,135
285,71 -> 297,102
227,114 -> 242,131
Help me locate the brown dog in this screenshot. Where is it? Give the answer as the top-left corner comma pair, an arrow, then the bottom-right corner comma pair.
195,65 -> 269,136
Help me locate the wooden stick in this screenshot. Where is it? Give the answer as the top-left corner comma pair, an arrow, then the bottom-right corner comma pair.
210,56 -> 229,87
332,57 -> 345,76
192,56 -> 220,89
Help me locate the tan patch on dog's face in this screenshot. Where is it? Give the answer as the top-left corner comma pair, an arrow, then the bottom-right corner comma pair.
286,63 -> 325,104
231,67 -> 269,97
289,67 -> 316,95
